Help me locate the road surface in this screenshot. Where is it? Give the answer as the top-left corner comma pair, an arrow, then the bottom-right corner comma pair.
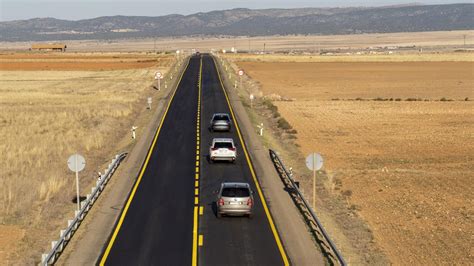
99,54 -> 288,265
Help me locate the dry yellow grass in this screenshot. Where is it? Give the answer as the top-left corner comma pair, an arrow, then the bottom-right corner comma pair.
0,53 -> 173,263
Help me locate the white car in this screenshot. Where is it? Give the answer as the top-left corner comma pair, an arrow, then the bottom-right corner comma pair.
209,138 -> 237,163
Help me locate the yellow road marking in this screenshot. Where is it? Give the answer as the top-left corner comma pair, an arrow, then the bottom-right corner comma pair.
195,180 -> 199,187
192,206 -> 198,265
192,56 -> 203,266
199,206 -> 204,215
198,235 -> 203,246
212,57 -> 290,266
99,58 -> 191,266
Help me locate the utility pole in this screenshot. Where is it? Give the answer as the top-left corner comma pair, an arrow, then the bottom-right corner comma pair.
463,34 -> 467,47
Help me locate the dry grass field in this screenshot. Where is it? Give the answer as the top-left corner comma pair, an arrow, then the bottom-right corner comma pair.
1,30 -> 473,52
231,53 -> 474,264
0,52 -> 173,263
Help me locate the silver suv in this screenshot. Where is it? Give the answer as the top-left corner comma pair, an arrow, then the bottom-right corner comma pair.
210,113 -> 231,132
209,138 -> 236,163
216,182 -> 254,218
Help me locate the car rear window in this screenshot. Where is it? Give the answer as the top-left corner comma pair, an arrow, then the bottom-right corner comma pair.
214,142 -> 233,149
221,187 -> 250,197
214,115 -> 230,121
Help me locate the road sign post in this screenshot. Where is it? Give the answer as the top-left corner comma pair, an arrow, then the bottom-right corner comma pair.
238,69 -> 244,90
67,154 -> 86,211
250,94 -> 254,108
305,153 -> 323,209
155,71 -> 162,91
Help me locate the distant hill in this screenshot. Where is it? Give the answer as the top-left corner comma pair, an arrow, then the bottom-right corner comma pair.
0,4 -> 473,41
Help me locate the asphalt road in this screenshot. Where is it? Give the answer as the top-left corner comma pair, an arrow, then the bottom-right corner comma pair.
99,54 -> 287,265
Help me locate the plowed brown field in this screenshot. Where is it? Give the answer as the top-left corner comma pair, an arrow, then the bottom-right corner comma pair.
0,53 -> 172,70
236,58 -> 474,265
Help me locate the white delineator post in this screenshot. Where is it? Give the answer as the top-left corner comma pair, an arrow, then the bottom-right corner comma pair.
147,97 -> 152,109
131,126 -> 138,139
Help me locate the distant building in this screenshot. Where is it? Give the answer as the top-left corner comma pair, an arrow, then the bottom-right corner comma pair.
31,43 -> 67,52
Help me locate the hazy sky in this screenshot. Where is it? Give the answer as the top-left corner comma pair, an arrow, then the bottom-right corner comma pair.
0,0 -> 467,21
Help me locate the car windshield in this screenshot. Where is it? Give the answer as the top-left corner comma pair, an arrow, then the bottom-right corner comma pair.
213,115 -> 230,121
221,187 -> 250,197
214,142 -> 233,149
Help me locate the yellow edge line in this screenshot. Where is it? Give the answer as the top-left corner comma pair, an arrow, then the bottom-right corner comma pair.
192,56 -> 203,266
99,57 -> 191,266
212,57 -> 290,266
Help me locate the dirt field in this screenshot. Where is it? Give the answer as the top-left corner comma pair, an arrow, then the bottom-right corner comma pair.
233,56 -> 474,264
0,53 -> 173,70
0,53 -> 173,263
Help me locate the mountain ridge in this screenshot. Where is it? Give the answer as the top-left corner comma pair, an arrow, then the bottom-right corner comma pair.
1,4 -> 472,41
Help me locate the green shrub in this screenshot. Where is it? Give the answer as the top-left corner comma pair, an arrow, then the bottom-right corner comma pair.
287,129 -> 298,134
277,118 -> 292,130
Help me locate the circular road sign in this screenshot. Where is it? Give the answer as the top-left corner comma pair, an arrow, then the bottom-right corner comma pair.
250,94 -> 255,100
238,70 -> 244,76
67,154 -> 86,172
155,72 -> 162,80
305,153 -> 323,171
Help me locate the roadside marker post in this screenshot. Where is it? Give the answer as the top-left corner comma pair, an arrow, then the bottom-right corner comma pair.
249,94 -> 255,108
147,97 -> 152,109
67,154 -> 86,211
257,123 -> 264,136
305,153 -> 324,209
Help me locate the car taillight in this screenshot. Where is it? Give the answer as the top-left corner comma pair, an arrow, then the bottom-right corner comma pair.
211,147 -> 217,151
218,198 -> 224,206
247,198 -> 253,206
229,147 -> 236,151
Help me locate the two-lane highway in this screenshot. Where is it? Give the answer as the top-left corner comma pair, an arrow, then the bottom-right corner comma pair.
99,54 -> 288,265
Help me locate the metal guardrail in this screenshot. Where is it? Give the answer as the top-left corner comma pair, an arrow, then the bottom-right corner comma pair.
269,149 -> 346,266
40,152 -> 127,265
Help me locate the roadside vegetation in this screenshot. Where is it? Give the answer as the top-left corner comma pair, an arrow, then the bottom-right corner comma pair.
0,52 -> 173,263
